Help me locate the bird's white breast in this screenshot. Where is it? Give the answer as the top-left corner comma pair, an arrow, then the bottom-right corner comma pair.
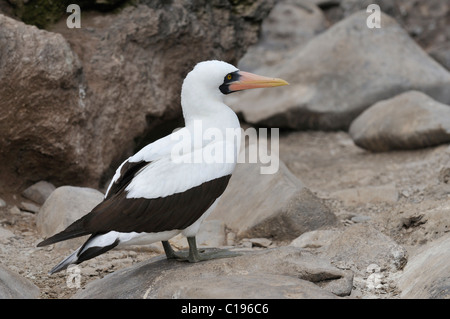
124,110 -> 240,200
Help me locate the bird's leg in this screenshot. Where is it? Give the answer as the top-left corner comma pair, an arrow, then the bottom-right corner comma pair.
162,240 -> 188,260
186,236 -> 241,263
186,236 -> 202,262
162,237 -> 241,262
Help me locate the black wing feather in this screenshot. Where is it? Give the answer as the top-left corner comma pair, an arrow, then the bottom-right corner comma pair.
105,160 -> 149,199
37,173 -> 232,247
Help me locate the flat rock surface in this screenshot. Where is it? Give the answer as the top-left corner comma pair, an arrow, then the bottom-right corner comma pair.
398,233 -> 450,299
72,247 -> 349,299
0,264 -> 40,299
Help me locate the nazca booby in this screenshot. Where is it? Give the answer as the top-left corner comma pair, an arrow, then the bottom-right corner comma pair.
37,60 -> 288,274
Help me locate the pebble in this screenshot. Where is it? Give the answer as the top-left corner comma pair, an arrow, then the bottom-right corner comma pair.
400,190 -> 410,198
19,202 -> 40,214
240,238 -> 273,248
8,206 -> 21,215
351,215 -> 371,223
248,238 -> 272,248
22,181 -> 56,205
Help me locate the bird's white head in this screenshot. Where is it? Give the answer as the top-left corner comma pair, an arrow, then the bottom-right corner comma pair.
181,60 -> 288,120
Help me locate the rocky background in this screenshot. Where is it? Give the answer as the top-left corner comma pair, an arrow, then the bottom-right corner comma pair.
0,0 -> 449,299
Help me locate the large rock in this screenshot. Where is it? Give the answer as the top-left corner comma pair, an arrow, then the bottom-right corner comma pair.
323,0 -> 450,52
208,144 -> 337,240
349,91 -> 450,152
73,247 -> 352,298
0,264 -> 40,299
228,10 -> 450,130
0,14 -> 85,189
0,0 -> 276,190
398,234 -> 450,298
36,186 -> 104,250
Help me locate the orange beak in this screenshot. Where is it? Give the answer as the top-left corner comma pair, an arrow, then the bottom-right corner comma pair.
229,71 -> 289,92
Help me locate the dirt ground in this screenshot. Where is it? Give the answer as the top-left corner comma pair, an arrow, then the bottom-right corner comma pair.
1,130 -> 449,298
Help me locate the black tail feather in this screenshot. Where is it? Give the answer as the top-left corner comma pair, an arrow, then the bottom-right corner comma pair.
37,212 -> 93,247
76,237 -> 120,265
37,229 -> 90,247
48,236 -> 120,275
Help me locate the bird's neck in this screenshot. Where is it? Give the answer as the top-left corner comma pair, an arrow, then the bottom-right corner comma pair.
182,89 -> 240,131
180,88 -> 241,163
184,104 -> 240,134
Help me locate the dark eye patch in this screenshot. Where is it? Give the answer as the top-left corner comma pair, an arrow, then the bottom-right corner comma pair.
220,70 -> 240,94
223,71 -> 239,83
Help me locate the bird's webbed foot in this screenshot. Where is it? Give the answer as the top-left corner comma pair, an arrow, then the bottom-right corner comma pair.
162,237 -> 240,263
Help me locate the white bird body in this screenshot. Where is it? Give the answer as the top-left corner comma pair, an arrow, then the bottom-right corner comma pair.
38,60 -> 288,274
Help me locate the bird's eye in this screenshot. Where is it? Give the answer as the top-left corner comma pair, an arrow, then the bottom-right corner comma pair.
227,74 -> 232,80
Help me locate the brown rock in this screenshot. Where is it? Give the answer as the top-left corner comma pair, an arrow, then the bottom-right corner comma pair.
0,1 -> 276,190
0,14 -> 84,189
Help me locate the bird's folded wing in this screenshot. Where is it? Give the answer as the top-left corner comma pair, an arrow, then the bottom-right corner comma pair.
38,133 -> 236,246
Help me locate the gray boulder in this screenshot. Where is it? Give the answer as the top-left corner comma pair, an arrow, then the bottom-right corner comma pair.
349,91 -> 450,152
325,0 -> 449,56
228,10 -> 450,130
36,186 -> 104,250
0,264 -> 40,299
208,143 -> 337,240
238,0 -> 327,72
398,234 -> 450,298
73,246 -> 352,298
